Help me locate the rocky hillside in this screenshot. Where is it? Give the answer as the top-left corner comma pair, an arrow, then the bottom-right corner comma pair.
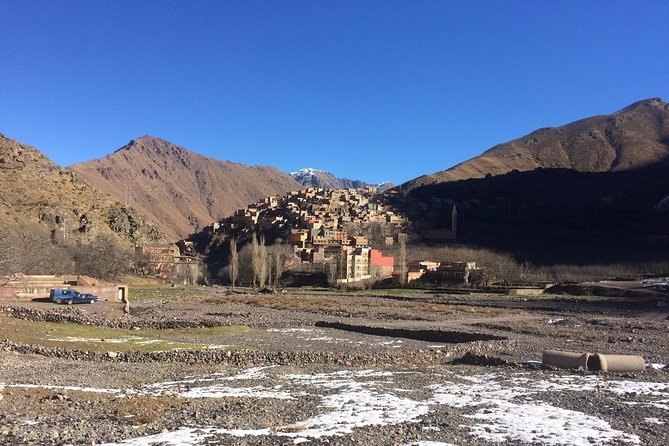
404,98 -> 669,188
70,136 -> 302,240
396,165 -> 669,264
0,134 -> 167,245
291,168 -> 393,191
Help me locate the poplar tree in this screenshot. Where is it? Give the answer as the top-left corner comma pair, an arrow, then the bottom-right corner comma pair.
228,237 -> 238,289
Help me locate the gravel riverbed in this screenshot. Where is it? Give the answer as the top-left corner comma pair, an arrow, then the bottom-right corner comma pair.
1,289 -> 668,445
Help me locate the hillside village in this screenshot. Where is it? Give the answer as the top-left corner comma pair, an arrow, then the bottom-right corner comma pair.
195,186 -> 403,283
138,185 -> 479,287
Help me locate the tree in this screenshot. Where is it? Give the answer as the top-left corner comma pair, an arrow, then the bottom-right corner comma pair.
72,235 -> 133,281
325,260 -> 339,287
251,233 -> 269,288
268,243 -> 292,287
397,233 -> 408,287
258,234 -> 268,288
235,244 -> 254,286
0,225 -> 76,283
228,237 -> 238,289
251,233 -> 260,288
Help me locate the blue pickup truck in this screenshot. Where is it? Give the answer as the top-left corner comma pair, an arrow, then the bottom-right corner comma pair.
50,288 -> 100,305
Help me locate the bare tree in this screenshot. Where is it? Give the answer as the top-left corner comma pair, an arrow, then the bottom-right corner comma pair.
397,233 -> 407,287
251,233 -> 269,288
251,233 -> 260,288
0,225 -> 76,283
269,243 -> 292,287
72,235 -> 133,281
235,244 -> 254,286
325,261 -> 339,287
258,234 -> 268,288
228,237 -> 238,289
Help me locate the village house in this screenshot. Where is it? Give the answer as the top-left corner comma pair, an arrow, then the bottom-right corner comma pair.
338,246 -> 371,284
202,185 -> 409,284
135,244 -> 201,284
370,249 -> 394,277
0,274 -> 128,302
393,260 -> 479,286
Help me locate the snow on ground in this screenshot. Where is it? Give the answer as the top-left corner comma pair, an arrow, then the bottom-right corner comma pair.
648,363 -> 667,370
47,336 -> 144,343
99,427 -> 218,446
645,417 -> 665,425
44,335 -> 231,351
266,327 -> 405,347
430,373 -> 643,445
405,442 -> 457,446
641,277 -> 669,287
0,382 -> 125,395
9,367 -> 669,446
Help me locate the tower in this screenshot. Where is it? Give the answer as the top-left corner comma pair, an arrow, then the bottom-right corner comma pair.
451,205 -> 457,242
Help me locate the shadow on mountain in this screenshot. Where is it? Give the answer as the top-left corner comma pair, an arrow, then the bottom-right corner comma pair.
397,162 -> 669,265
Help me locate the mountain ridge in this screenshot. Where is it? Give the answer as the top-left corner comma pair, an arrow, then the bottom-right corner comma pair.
70,136 -> 302,240
0,133 -> 168,245
290,167 -> 393,191
402,98 -> 669,189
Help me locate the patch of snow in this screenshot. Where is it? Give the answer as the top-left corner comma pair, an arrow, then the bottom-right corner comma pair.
546,318 -> 564,324
379,340 -> 404,346
221,366 -> 277,380
99,427 -> 218,446
429,373 -> 647,445
641,277 -> 669,287
290,168 -> 325,176
524,360 -> 544,367
466,399 -> 637,445
47,336 -> 144,343
267,328 -> 315,333
143,366 -> 289,399
3,383 -> 125,395
12,368 -> 668,446
133,340 -> 162,345
305,336 -> 335,341
647,363 -> 666,370
266,327 -> 407,348
645,417 -> 665,425
405,442 -> 456,446
179,385 -> 293,400
288,388 -> 429,439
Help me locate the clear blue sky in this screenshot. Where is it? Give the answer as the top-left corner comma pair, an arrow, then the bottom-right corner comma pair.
1,1 -> 667,185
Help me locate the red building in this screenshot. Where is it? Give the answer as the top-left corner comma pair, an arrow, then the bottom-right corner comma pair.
370,249 -> 394,277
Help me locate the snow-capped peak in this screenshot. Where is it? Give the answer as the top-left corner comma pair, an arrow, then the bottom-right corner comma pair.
290,168 -> 325,177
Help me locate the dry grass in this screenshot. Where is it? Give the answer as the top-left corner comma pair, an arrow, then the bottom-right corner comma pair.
115,395 -> 185,425
201,292 -> 510,319
0,316 -> 248,352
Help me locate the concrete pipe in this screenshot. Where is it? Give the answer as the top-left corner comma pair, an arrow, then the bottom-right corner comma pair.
542,350 -> 590,370
589,353 -> 646,372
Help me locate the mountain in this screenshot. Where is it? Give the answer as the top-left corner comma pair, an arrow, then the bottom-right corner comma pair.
0,133 -> 167,245
395,165 -> 669,264
403,98 -> 669,189
70,136 -> 302,240
291,168 -> 394,191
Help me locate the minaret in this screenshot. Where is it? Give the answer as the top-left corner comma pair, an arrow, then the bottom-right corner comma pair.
451,205 -> 457,242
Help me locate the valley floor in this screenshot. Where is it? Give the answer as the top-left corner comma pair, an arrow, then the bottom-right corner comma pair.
0,287 -> 668,445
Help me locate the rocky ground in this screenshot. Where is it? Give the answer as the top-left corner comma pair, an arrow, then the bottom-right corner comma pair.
0,286 -> 668,445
